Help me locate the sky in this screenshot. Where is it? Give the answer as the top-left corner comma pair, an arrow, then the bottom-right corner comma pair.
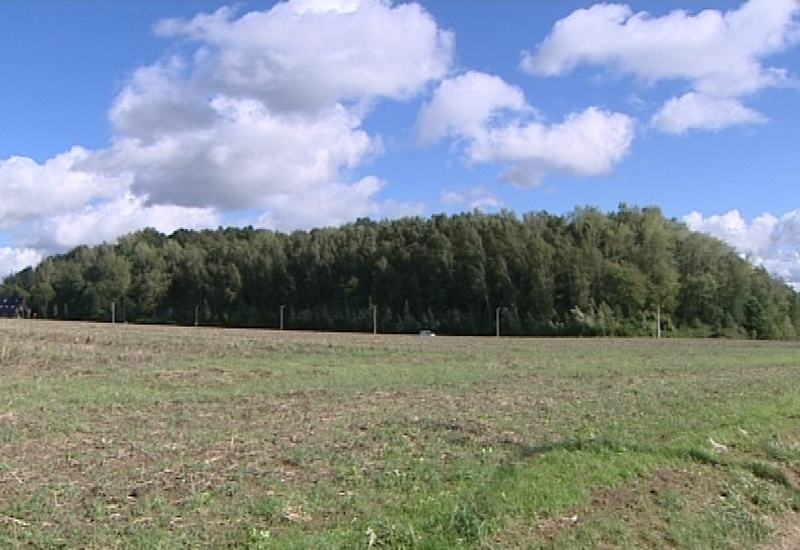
1,0 -> 799,289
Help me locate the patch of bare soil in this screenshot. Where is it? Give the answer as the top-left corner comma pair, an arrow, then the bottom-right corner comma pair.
761,463 -> 800,549
536,466 -> 721,546
782,465 -> 800,492
762,510 -> 800,550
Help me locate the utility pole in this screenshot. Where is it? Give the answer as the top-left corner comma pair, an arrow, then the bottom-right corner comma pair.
280,305 -> 285,331
373,305 -> 378,335
657,306 -> 662,339
111,301 -> 115,324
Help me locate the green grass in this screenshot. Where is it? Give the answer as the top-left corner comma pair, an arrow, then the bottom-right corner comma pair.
1,320 -> 799,548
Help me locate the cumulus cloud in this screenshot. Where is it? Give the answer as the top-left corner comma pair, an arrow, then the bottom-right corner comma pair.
483,107 -> 634,185
418,72 -> 634,185
523,0 -> 800,132
153,1 -> 453,112
0,148 -> 129,227
0,0 -> 456,272
26,194 -> 219,252
417,72 -> 530,145
651,93 -> 767,134
683,209 -> 776,254
254,176 -> 384,231
97,99 -> 377,210
96,0 -> 453,212
0,248 -> 42,278
684,209 -> 800,289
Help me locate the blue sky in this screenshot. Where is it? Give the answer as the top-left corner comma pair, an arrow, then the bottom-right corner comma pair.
1,0 -> 799,288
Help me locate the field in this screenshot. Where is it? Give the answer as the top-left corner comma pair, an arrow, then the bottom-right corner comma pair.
1,320 -> 799,548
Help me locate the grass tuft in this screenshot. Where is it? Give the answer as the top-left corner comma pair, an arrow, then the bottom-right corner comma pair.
744,460 -> 792,488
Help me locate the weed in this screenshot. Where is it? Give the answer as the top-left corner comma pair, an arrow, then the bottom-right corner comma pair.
687,446 -> 722,465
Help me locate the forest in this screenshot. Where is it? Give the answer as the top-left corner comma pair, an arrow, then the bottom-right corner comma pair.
2,205 -> 799,339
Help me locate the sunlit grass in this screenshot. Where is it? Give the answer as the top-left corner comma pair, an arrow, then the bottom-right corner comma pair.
1,320 -> 799,548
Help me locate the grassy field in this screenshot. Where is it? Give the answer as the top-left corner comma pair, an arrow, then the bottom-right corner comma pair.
1,320 -> 799,548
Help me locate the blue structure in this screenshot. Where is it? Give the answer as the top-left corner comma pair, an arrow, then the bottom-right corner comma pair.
0,297 -> 24,318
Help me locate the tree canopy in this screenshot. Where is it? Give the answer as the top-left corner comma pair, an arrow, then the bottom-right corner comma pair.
3,206 -> 799,339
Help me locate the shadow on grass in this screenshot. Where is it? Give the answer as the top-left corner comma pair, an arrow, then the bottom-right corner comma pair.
506,436 -> 646,457
497,434 -> 750,469
414,417 -> 799,502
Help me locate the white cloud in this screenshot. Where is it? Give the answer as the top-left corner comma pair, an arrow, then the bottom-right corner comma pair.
28,194 -> 219,251
651,92 -> 767,133
419,73 -> 634,186
523,0 -> 800,132
684,208 -> 800,289
482,107 -> 634,185
683,209 -> 776,253
108,56 -> 216,142
0,148 -> 129,227
0,248 -> 42,278
94,0 -> 453,217
0,0 -> 456,272
153,1 -> 453,112
417,72 -> 530,145
254,176 -> 384,231
97,99 -> 378,211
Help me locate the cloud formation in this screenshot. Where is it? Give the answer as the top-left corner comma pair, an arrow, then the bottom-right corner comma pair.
0,147 -> 128,227
523,0 -> 800,133
98,99 -> 377,211
417,71 -> 635,185
650,93 -> 767,133
684,209 -> 800,289
97,0 -> 453,215
27,194 -> 219,253
0,247 -> 42,277
152,2 -> 453,112
0,0 -> 454,274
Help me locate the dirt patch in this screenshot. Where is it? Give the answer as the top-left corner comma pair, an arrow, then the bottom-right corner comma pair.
782,465 -> 800,492
537,479 -> 648,542
536,466 -> 720,544
763,510 -> 800,549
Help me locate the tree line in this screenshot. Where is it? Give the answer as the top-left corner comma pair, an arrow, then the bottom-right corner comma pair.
2,205 -> 799,339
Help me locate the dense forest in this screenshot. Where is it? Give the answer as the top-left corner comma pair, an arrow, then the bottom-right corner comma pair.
2,205 -> 799,339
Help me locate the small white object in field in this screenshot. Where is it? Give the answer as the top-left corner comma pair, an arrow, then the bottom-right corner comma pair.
708,438 -> 728,453
560,514 -> 579,525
